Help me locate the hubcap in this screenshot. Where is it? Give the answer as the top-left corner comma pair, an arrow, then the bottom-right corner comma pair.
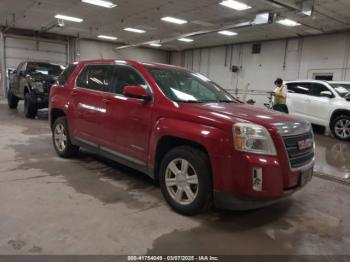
335,119 -> 350,139
54,124 -> 67,152
165,158 -> 199,205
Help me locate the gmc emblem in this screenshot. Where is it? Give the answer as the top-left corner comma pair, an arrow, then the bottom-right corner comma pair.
298,138 -> 313,150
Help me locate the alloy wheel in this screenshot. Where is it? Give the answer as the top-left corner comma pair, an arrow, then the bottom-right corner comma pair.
335,119 -> 350,139
165,158 -> 199,205
54,123 -> 67,152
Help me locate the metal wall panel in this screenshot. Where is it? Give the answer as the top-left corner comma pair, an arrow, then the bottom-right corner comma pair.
4,36 -> 67,69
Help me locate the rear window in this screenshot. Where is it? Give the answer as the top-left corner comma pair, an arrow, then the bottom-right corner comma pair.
58,64 -> 77,85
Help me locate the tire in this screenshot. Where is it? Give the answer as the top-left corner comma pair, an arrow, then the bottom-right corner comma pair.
24,93 -> 37,119
52,117 -> 80,158
7,89 -> 19,109
159,146 -> 212,216
331,115 -> 350,141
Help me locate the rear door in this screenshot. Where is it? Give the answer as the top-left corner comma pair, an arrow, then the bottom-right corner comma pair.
101,65 -> 154,164
70,64 -> 113,146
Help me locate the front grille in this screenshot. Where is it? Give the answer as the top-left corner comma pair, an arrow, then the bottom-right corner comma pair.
283,132 -> 314,169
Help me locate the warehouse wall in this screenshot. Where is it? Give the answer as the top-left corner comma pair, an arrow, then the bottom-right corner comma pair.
170,32 -> 350,106
78,39 -> 169,63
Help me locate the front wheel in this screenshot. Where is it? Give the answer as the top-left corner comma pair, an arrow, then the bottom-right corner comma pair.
331,115 -> 350,141
7,89 -> 19,109
24,93 -> 37,119
52,117 -> 80,158
159,146 -> 212,216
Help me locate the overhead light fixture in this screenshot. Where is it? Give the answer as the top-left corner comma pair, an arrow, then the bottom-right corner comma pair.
161,16 -> 188,25
54,14 -> 83,23
178,38 -> 194,42
277,19 -> 301,27
218,30 -> 238,36
81,0 -> 117,8
149,43 -> 162,47
123,28 -> 146,33
219,0 -> 252,11
98,35 -> 118,40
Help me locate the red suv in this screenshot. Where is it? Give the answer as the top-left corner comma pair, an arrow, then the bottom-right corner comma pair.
49,60 -> 314,215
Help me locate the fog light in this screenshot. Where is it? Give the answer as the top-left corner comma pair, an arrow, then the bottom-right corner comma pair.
252,168 -> 262,192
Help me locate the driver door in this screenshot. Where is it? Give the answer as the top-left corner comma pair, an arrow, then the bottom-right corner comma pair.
101,65 -> 153,164
306,83 -> 334,126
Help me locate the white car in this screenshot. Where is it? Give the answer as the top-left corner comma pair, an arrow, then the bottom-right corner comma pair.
285,80 -> 350,141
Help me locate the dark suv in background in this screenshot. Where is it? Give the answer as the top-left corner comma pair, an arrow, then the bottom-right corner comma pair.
7,61 -> 64,118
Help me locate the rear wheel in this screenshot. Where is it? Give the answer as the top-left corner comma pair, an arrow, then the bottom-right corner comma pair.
331,115 -> 350,141
159,146 -> 212,216
24,93 -> 37,119
7,89 -> 19,109
52,117 -> 80,158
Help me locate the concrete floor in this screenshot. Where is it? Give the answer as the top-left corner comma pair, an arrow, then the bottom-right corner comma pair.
0,100 -> 350,256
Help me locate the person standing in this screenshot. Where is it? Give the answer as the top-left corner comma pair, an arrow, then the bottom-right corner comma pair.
272,78 -> 288,113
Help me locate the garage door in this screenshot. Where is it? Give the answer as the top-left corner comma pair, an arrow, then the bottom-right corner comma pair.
4,36 -> 68,70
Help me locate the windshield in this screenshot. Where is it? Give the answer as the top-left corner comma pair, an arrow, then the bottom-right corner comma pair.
330,83 -> 350,97
26,62 -> 64,76
146,66 -> 239,103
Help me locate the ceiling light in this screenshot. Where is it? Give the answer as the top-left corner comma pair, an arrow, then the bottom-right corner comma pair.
123,28 -> 146,33
149,43 -> 162,47
98,35 -> 117,40
55,15 -> 83,23
218,30 -> 238,36
82,0 -> 117,8
178,38 -> 194,42
161,16 -> 188,25
277,19 -> 301,27
219,0 -> 252,11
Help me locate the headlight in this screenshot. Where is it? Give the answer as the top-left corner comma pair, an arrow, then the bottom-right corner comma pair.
32,82 -> 44,93
233,123 -> 277,156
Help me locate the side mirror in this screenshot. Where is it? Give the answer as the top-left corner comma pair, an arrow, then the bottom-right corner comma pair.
123,86 -> 152,101
320,91 -> 333,98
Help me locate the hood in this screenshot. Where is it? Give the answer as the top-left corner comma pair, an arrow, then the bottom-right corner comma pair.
179,102 -> 311,135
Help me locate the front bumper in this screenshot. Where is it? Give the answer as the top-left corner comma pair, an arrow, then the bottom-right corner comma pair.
211,153 -> 314,210
214,190 -> 294,210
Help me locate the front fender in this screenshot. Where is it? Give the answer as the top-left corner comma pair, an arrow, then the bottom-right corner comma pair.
149,118 -> 232,187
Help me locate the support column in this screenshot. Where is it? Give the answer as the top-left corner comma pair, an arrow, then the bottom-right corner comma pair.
0,31 -> 6,97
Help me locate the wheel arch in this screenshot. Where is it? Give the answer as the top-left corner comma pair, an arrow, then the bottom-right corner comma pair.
50,108 -> 66,130
330,109 -> 350,127
154,136 -> 211,183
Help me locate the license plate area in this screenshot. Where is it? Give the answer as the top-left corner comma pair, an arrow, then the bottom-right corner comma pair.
300,167 -> 313,186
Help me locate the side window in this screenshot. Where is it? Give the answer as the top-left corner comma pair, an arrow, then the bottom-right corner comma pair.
287,83 -> 310,95
76,64 -> 113,92
110,66 -> 147,94
58,65 -> 77,85
309,83 -> 332,97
